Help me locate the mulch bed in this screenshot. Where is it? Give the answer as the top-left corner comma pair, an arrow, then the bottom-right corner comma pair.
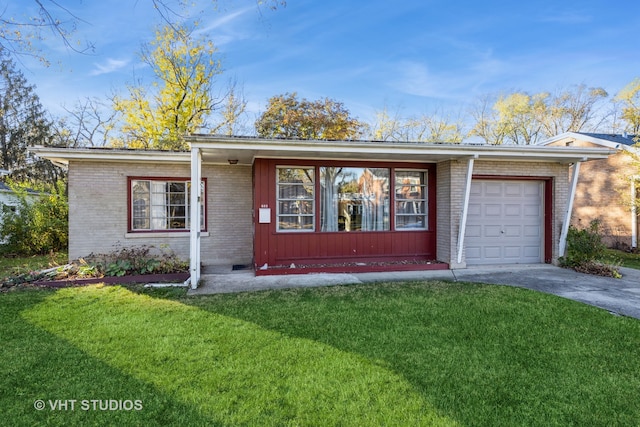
34,272 -> 190,288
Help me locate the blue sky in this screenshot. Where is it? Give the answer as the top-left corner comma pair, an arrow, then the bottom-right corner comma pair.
11,0 -> 640,128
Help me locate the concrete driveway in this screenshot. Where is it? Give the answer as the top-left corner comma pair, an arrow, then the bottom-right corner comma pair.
190,264 -> 640,320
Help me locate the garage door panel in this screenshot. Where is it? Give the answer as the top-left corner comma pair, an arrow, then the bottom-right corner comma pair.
484,225 -> 502,237
484,204 -> 502,216
524,184 -> 542,196
523,204 -> 541,216
524,225 -> 541,237
485,183 -> 503,196
466,246 -> 481,259
504,225 -> 521,236
505,183 -> 523,196
503,246 -> 522,259
504,204 -> 522,216
524,246 -> 541,258
484,246 -> 502,260
465,180 -> 543,265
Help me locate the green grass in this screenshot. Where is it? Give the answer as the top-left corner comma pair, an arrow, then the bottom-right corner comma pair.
604,248 -> 640,269
3,282 -> 640,426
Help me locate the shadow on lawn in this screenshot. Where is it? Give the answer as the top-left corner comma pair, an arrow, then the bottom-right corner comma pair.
178,281 -> 640,427
2,290 -> 217,426
19,285 -> 455,426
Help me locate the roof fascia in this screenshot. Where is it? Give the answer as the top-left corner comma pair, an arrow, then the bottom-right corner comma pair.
188,136 -> 613,162
29,146 -> 190,165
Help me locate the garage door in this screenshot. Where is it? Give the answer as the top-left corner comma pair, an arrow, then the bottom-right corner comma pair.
465,180 -> 543,265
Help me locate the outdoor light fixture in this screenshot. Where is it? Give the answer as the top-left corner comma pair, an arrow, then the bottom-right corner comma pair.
228,159 -> 238,165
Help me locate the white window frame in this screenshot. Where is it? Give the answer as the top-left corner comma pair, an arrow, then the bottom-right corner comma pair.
276,166 -> 315,232
129,177 -> 206,232
394,169 -> 428,231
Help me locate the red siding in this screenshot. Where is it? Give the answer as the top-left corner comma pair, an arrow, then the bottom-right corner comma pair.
253,158 -> 437,270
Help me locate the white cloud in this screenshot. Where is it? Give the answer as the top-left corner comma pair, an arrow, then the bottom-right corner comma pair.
90,58 -> 130,76
196,6 -> 254,35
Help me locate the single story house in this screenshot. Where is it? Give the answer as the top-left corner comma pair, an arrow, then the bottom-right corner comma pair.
540,132 -> 639,249
31,136 -> 612,288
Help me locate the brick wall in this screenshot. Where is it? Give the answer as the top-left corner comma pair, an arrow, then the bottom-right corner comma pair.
573,154 -> 637,248
68,161 -> 253,265
547,140 -> 638,248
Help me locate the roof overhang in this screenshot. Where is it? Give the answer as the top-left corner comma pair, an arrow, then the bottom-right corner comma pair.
29,146 -> 191,166
30,136 -> 614,166
186,135 -> 614,165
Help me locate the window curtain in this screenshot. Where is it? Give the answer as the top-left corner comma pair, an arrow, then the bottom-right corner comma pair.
320,167 -> 340,232
360,168 -> 387,231
151,181 -> 167,229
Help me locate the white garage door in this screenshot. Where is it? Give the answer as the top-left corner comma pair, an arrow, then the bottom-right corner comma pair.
465,180 -> 543,265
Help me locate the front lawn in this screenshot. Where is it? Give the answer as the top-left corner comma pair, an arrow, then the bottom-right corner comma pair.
2,282 -> 640,426
604,248 -> 640,269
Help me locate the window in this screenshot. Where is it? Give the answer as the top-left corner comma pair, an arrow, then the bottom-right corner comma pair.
320,167 -> 390,231
395,170 -> 428,230
129,178 -> 205,232
276,167 -> 314,231
273,164 -> 431,233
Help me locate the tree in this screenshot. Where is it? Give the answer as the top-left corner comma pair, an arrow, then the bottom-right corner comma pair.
468,94 -> 509,145
112,24 -> 223,150
62,97 -> 117,147
470,86 -> 610,145
541,84 -> 609,136
470,91 -> 551,145
369,105 -> 406,141
0,51 -> 68,190
210,79 -> 248,136
615,78 -> 640,133
368,105 -> 464,143
0,0 -> 93,65
0,1 -> 285,65
406,112 -> 464,143
0,53 -> 51,170
494,92 -> 548,145
0,180 -> 68,255
255,93 -> 364,140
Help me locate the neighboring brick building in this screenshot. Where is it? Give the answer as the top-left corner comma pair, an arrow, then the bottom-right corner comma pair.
541,132 -> 639,250
32,137 -> 611,288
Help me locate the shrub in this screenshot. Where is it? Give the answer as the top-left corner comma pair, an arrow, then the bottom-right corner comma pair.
86,245 -> 188,277
0,181 -> 68,255
560,220 -> 606,267
560,220 -> 620,277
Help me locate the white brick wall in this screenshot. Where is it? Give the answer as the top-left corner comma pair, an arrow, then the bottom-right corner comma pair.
68,161 -> 253,265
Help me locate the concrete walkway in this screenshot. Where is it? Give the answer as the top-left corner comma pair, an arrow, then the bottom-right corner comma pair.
188,264 -> 640,320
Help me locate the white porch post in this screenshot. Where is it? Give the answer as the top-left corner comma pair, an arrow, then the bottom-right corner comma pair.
456,156 -> 476,265
189,147 -> 202,289
559,160 -> 582,257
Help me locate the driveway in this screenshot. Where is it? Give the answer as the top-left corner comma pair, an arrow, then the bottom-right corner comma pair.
190,265 -> 640,320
